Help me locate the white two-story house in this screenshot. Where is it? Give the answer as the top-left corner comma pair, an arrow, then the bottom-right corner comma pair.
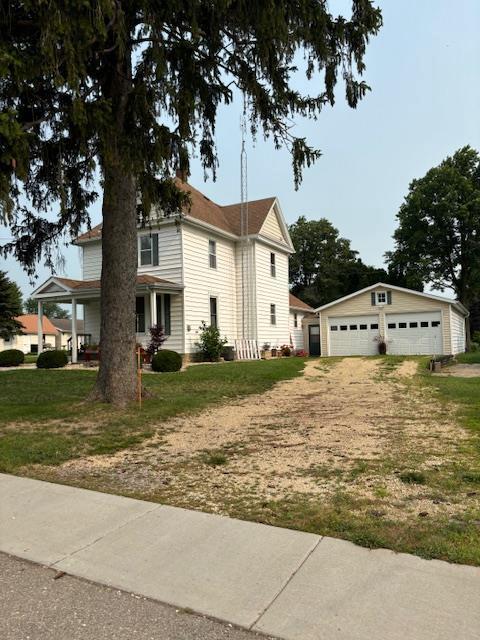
32,179 -> 302,360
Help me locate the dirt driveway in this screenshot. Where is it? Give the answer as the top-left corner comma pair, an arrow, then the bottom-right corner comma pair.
51,357 -> 477,527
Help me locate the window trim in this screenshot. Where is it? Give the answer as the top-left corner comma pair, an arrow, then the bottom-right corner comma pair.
376,291 -> 387,305
270,252 -> 276,278
209,296 -> 218,328
270,303 -> 276,325
135,296 -> 146,334
138,233 -> 159,267
209,239 -> 217,269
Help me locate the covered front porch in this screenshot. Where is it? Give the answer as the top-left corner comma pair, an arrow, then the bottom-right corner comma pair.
32,275 -> 184,363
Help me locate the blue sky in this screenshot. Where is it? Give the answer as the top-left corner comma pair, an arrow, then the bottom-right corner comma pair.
2,0 -> 480,298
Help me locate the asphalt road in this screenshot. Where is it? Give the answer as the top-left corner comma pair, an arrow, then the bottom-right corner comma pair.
0,553 -> 273,640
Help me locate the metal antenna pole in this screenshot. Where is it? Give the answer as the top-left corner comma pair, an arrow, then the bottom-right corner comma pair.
240,94 -> 249,339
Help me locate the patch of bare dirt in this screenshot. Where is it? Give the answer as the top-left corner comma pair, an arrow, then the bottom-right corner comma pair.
47,356 -> 479,523
435,364 -> 480,378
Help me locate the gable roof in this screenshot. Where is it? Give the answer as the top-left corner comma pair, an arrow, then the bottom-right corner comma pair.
314,282 -> 469,316
289,293 -> 315,312
51,318 -> 85,333
75,180 -> 282,244
16,314 -> 58,335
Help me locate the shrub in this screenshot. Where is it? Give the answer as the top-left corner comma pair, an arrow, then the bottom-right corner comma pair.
37,349 -> 69,369
146,324 -> 166,356
195,321 -> 228,362
151,349 -> 182,372
0,349 -> 24,367
280,344 -> 292,357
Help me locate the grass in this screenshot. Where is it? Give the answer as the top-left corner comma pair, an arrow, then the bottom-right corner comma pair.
24,354 -> 38,364
456,351 -> 480,364
0,358 -> 305,473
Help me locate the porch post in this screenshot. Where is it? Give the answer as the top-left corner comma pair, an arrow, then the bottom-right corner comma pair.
71,298 -> 78,364
37,300 -> 43,354
150,290 -> 157,328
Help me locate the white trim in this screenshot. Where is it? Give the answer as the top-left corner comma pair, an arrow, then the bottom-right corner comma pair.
314,282 -> 469,316
319,312 -> 323,356
71,298 -> 78,363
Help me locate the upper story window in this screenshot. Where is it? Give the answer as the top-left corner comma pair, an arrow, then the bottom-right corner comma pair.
209,239 -> 217,269
371,290 -> 391,305
270,252 -> 276,277
139,233 -> 159,267
270,304 -> 276,325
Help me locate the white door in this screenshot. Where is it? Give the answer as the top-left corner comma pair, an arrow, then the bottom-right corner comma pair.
385,312 -> 443,355
328,315 -> 380,356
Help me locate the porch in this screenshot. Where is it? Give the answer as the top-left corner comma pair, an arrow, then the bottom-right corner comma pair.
32,275 -> 184,363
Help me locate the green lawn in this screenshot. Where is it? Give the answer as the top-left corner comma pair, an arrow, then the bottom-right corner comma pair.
456,351 -> 480,364
24,354 -> 38,364
0,358 -> 305,473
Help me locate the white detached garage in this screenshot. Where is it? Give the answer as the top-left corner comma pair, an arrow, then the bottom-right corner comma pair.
314,283 -> 468,357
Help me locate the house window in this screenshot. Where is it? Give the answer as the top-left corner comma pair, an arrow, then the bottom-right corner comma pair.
156,294 -> 171,335
209,239 -> 217,269
270,253 -> 276,277
136,296 -> 145,333
376,291 -> 387,304
210,297 -> 218,328
270,304 -> 276,325
139,233 -> 159,266
294,312 -> 298,328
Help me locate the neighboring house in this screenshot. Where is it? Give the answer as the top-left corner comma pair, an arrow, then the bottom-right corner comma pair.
288,293 -> 315,351
32,179 -> 299,361
51,318 -> 86,350
0,315 -> 58,354
303,283 -> 468,357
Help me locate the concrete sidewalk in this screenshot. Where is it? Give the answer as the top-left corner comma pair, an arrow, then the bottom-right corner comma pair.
1,473 -> 479,640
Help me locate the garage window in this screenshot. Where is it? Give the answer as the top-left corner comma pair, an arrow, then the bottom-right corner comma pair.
340,325 -> 348,331
432,320 -> 441,327
388,323 -> 396,329
370,323 -> 378,330
349,324 -> 357,330
421,321 -> 429,327
409,322 -> 418,328
331,325 -> 338,331
359,324 -> 367,330
399,322 -> 407,328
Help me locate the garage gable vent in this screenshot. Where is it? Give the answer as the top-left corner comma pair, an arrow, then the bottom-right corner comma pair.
387,291 -> 392,305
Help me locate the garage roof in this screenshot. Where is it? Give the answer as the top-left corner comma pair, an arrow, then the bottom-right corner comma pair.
314,283 -> 469,316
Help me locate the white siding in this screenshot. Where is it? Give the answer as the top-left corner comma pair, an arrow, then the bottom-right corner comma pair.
451,308 -> 466,354
289,311 -> 305,349
0,334 -> 32,354
234,242 -> 256,340
81,222 -> 183,285
182,225 -> 237,353
260,205 -> 284,242
82,242 -> 102,279
254,242 -> 290,348
83,300 -> 101,344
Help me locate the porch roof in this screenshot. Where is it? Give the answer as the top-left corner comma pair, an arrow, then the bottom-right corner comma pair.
32,275 -> 183,301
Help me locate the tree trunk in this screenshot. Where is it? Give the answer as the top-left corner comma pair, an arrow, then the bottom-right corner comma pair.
92,158 -> 138,404
92,48 -> 137,405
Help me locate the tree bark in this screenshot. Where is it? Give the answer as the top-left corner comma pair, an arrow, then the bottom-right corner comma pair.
92,48 -> 138,405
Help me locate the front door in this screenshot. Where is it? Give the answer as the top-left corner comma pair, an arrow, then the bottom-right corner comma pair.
308,324 -> 321,356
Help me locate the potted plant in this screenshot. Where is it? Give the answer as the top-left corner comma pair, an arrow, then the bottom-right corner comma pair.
271,346 -> 278,358
280,344 -> 292,357
261,342 -> 272,359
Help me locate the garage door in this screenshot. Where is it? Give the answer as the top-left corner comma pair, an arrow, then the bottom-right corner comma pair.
329,315 -> 380,356
385,312 -> 442,355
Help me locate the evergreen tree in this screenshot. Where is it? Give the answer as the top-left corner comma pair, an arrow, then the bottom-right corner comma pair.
0,1 -> 382,403
0,271 -> 23,339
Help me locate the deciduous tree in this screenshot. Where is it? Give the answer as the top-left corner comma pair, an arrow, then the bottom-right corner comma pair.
23,297 -> 69,318
0,1 -> 382,403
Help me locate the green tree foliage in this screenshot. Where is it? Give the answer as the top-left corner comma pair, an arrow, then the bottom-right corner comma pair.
23,297 -> 69,318
289,216 -> 390,307
0,1 -> 382,403
386,146 -> 480,308
0,271 -> 23,339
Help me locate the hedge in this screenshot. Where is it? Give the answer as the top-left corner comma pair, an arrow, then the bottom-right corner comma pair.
0,349 -> 25,367
151,349 -> 182,372
37,349 -> 69,369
